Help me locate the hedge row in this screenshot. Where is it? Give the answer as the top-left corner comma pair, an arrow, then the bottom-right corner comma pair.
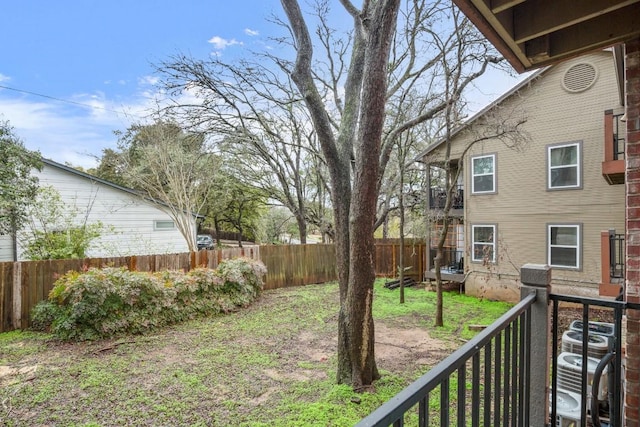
31,257 -> 267,340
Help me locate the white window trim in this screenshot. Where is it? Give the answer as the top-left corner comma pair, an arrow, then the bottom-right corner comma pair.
547,224 -> 581,269
471,154 -> 496,194
548,142 -> 581,189
471,224 -> 496,263
154,220 -> 176,231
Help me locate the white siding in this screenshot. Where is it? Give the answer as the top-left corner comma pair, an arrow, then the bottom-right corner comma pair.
0,235 -> 13,261
1,163 -> 192,261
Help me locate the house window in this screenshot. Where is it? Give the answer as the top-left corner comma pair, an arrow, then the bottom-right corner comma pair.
548,142 -> 581,189
471,154 -> 496,194
548,224 -> 580,269
472,224 -> 496,263
154,220 -> 175,231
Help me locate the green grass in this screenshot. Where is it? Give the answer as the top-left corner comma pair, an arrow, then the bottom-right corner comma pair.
374,279 -> 512,340
0,280 -> 512,426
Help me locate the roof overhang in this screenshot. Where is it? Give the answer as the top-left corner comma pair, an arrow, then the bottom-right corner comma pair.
452,0 -> 640,72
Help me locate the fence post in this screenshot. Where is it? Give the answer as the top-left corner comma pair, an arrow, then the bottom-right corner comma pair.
520,263 -> 551,427
12,262 -> 22,330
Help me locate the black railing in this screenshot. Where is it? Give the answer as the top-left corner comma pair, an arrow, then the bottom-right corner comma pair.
609,231 -> 625,279
613,113 -> 626,160
548,294 -> 639,427
429,185 -> 464,210
356,292 -> 537,426
429,248 -> 464,273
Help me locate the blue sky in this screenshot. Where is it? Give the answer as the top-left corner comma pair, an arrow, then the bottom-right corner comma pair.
1,1 -> 528,169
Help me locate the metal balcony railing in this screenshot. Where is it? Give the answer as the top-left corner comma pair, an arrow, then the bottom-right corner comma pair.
429,185 -> 464,210
613,113 -> 626,161
356,292 -> 537,426
357,265 -> 639,427
609,231 -> 625,280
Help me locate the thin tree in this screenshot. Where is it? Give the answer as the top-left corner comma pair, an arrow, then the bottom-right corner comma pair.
0,121 -> 42,261
118,121 -> 213,252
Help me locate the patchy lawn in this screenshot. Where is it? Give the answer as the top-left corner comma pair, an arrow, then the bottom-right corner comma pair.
0,280 -> 512,427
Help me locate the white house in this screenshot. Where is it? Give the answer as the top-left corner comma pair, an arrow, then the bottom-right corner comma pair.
0,158 -> 194,261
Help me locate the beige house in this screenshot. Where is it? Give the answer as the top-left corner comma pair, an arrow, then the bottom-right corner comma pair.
422,50 -> 625,302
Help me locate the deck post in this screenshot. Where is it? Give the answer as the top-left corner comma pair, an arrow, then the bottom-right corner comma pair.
520,264 -> 551,427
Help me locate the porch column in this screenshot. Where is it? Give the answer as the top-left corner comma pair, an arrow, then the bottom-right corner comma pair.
625,36 -> 640,427
520,264 -> 551,427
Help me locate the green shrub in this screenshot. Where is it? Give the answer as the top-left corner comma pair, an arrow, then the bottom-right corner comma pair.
31,258 -> 267,340
216,257 -> 267,307
30,301 -> 63,332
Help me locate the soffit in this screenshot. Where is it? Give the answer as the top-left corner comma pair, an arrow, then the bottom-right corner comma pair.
452,0 -> 640,72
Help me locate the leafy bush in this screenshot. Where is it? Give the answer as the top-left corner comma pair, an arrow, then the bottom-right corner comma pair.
21,186 -> 107,260
216,257 -> 268,306
31,258 -> 267,340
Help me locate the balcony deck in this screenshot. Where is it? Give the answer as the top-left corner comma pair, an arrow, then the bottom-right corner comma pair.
602,110 -> 625,185
423,269 -> 466,284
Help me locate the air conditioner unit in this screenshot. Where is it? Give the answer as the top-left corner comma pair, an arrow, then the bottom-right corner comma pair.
561,330 -> 610,360
570,320 -> 615,338
549,388 -> 582,427
557,352 -> 608,401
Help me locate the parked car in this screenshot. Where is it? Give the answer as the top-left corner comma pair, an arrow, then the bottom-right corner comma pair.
197,234 -> 214,250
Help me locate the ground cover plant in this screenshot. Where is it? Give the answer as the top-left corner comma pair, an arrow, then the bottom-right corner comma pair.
1,280 -> 512,426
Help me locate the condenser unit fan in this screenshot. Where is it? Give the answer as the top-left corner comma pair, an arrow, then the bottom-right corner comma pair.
569,320 -> 615,338
561,330 -> 609,360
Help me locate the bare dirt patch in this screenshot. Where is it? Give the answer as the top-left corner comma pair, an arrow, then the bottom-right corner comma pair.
375,323 -> 454,371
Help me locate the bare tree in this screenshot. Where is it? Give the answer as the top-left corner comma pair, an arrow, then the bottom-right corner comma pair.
152,0 -> 524,388
158,55 -> 320,244
119,122 -> 212,252
428,114 -> 528,326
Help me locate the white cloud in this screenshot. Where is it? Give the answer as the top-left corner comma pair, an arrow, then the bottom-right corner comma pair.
207,36 -> 242,50
0,73 -> 9,82
104,79 -> 129,86
0,74 -> 209,169
0,96 -> 125,168
138,75 -> 159,86
0,85 -> 169,168
244,28 -> 259,36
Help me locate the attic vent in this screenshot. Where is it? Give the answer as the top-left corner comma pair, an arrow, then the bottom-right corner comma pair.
562,62 -> 597,93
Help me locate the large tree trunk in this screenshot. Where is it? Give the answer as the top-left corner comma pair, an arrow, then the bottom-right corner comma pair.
281,0 -> 400,389
295,213 -> 307,244
334,175 -> 353,384
344,0 -> 400,389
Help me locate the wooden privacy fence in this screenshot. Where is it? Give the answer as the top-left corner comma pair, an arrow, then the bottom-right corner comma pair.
260,244 -> 337,289
1,242 -> 426,333
0,247 -> 260,333
374,239 -> 426,281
